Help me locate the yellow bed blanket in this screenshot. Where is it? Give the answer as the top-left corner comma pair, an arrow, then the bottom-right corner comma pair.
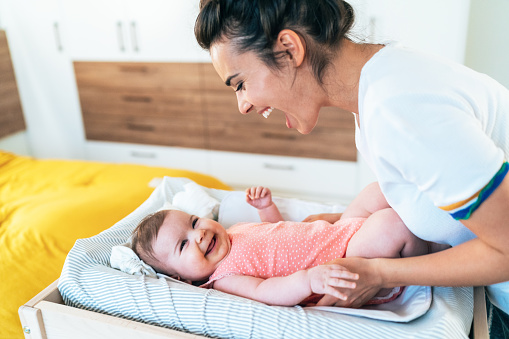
0,151 -> 230,339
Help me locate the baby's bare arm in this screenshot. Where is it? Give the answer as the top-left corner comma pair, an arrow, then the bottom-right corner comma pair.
245,186 -> 284,223
213,265 -> 358,306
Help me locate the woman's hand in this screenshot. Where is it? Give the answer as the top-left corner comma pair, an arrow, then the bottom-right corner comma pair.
307,264 -> 359,301
316,257 -> 384,308
302,213 -> 343,223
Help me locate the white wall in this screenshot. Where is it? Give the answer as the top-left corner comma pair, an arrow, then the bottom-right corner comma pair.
464,0 -> 509,88
0,132 -> 31,155
1,0 -> 86,159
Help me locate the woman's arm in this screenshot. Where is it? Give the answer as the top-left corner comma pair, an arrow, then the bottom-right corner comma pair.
212,264 -> 358,306
317,175 -> 509,307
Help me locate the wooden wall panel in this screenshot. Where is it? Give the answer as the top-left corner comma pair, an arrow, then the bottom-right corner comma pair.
0,30 -> 26,139
199,63 -> 356,161
75,62 -> 206,148
75,61 -> 356,161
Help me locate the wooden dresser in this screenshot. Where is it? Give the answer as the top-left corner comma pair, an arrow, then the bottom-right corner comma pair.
74,61 -> 356,162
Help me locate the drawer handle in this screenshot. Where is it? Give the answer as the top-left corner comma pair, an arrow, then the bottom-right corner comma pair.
263,163 -> 295,171
130,151 -> 156,159
119,65 -> 149,73
126,123 -> 155,132
122,95 -> 153,103
261,132 -> 297,141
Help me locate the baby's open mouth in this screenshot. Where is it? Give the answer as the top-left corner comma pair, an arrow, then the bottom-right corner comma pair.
206,236 -> 216,256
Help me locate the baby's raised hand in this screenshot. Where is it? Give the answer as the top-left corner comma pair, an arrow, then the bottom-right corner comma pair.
307,264 -> 358,301
245,186 -> 273,210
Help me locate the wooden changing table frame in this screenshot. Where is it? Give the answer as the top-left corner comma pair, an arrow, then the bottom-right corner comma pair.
19,280 -> 489,339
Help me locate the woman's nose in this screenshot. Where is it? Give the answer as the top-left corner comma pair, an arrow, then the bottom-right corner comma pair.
236,92 -> 252,115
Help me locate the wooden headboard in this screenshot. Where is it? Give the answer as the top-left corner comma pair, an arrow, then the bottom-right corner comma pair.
0,30 -> 25,139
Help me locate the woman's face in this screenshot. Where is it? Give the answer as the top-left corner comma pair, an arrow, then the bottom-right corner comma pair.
210,40 -> 323,134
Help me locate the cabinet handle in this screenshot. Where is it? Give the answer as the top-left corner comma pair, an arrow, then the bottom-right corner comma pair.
53,22 -> 63,51
263,163 -> 295,171
130,151 -> 157,159
122,95 -> 152,103
130,22 -> 139,52
117,21 -> 126,52
126,123 -> 155,132
261,132 -> 297,141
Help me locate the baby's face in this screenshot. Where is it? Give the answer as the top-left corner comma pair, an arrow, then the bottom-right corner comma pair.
152,210 -> 230,282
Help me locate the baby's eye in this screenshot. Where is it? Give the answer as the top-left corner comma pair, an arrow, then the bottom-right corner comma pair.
180,239 -> 188,252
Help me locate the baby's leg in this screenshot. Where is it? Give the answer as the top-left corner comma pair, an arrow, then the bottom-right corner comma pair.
341,182 -> 391,220
346,208 -> 428,259
345,208 -> 428,298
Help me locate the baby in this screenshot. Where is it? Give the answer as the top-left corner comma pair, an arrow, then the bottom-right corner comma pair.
132,183 -> 437,307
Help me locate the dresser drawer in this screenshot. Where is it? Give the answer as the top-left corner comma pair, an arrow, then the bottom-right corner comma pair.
85,141 -> 209,174
78,87 -> 203,118
74,62 -> 202,91
208,150 -> 359,201
83,113 -> 206,149
207,120 -> 356,161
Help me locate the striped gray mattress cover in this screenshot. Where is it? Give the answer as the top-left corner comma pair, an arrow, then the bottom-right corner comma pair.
58,177 -> 474,339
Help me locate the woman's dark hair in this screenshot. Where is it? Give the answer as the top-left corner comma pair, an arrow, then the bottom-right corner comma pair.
195,0 -> 355,85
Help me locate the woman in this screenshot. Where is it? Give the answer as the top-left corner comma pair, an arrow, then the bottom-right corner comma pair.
194,0 -> 509,335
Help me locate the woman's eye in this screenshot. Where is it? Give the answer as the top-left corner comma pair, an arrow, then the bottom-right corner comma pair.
192,217 -> 198,229
180,239 -> 187,252
235,81 -> 244,92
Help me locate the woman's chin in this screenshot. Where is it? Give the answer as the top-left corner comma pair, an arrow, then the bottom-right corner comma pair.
295,123 -> 315,135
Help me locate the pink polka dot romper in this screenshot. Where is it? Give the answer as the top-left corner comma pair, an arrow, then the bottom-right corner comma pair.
207,217 -> 364,284
204,217 -> 403,305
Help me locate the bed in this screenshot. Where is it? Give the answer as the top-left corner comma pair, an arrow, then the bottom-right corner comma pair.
20,176 -> 489,339
0,150 -> 230,339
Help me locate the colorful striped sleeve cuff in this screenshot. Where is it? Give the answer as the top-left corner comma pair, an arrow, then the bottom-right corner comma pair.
440,161 -> 508,220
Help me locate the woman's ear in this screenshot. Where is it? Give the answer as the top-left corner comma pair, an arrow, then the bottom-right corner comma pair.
275,29 -> 306,67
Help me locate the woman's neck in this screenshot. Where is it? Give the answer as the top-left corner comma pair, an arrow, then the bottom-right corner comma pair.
323,39 -> 384,113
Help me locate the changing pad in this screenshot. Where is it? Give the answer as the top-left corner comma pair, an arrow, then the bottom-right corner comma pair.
58,177 -> 474,339
218,191 -> 432,322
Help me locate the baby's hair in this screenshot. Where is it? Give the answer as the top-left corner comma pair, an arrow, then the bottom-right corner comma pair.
131,210 -> 169,267
195,0 -> 355,85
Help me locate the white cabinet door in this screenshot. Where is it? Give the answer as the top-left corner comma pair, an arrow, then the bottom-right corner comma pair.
366,0 -> 470,63
59,0 -> 208,62
125,0 -> 209,62
59,0 -> 130,61
367,0 -> 470,62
